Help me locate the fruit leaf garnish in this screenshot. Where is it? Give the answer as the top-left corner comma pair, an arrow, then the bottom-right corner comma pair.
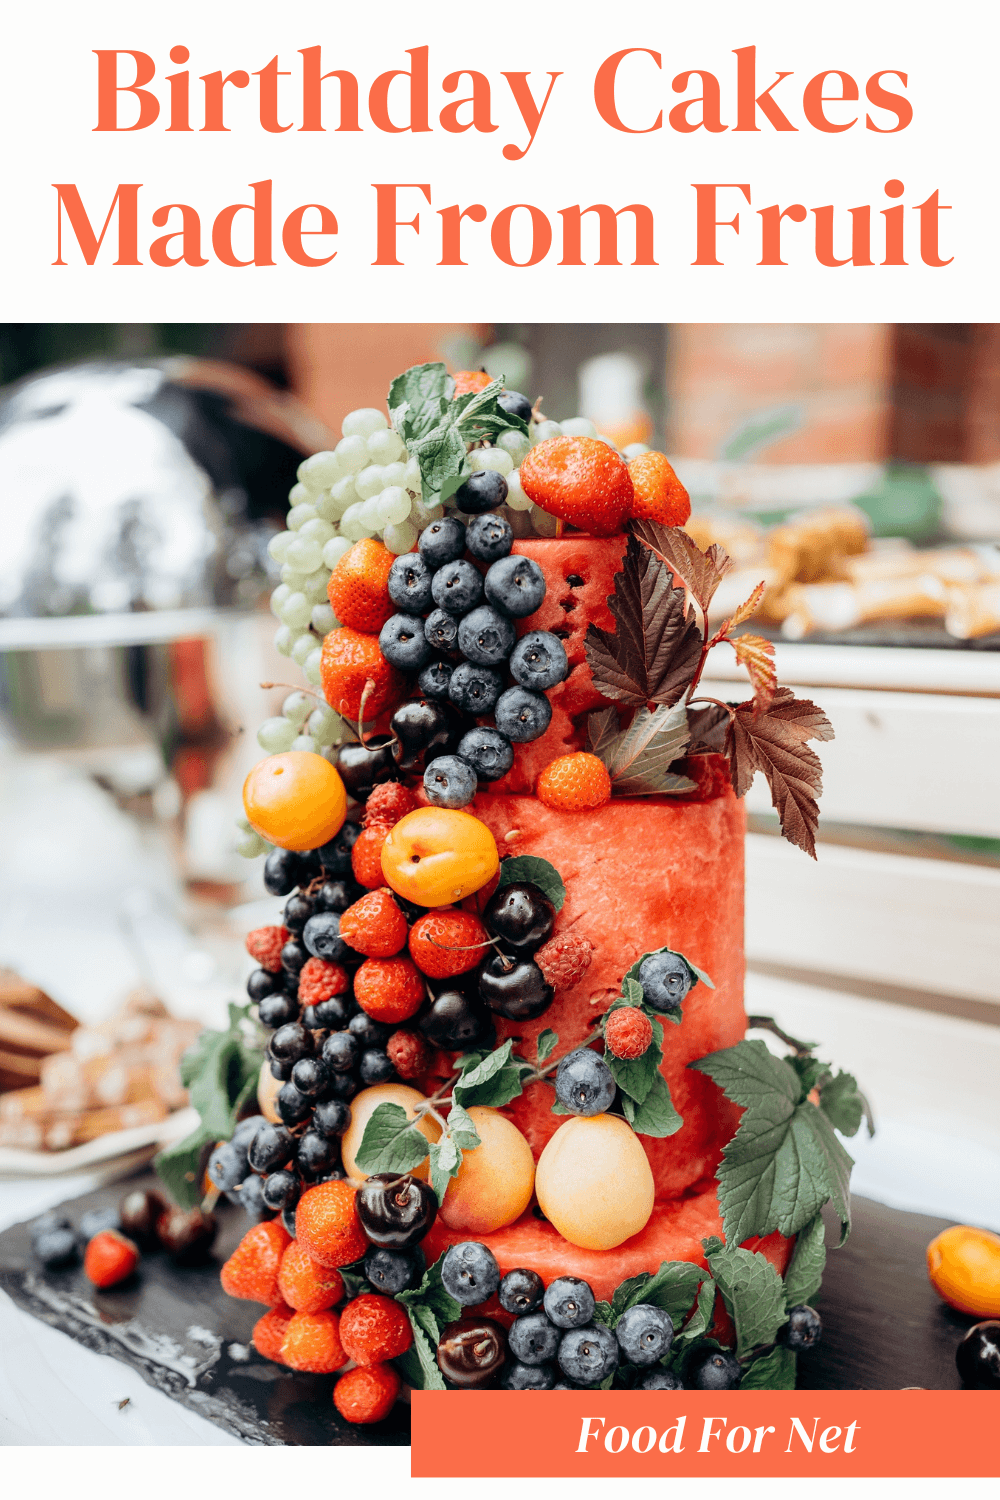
354,1102 -> 435,1176
535,1028 -> 558,1064
725,687 -> 835,858
453,1038 -> 529,1110
587,701 -> 696,797
818,1070 -> 868,1137
781,1211 -> 827,1310
497,854 -> 565,911
729,633 -> 778,714
621,1074 -> 683,1137
387,362 -> 528,508
396,1253 -> 463,1391
631,518 -> 732,616
740,1345 -> 797,1389
703,1238 -> 788,1357
584,533 -> 702,708
612,1260 -> 707,1323
622,943 -> 714,999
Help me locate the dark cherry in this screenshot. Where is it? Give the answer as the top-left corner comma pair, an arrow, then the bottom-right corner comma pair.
275,1083 -> 314,1126
418,987 -> 491,1049
956,1321 -> 1000,1388
296,1130 -> 342,1181
314,878 -> 364,914
483,882 -> 555,953
390,699 -> 460,771
436,1317 -> 508,1388
246,967 -> 280,1003
283,893 -> 315,935
356,1172 -> 438,1248
119,1188 -> 167,1249
478,954 -> 554,1020
155,1206 -> 217,1262
332,739 -> 398,800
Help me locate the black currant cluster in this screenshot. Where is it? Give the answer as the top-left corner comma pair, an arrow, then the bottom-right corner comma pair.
376,512 -> 570,808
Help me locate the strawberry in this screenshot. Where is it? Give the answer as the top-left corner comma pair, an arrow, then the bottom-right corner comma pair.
297,957 -> 350,1006
534,933 -> 595,991
363,782 -> 417,828
245,925 -> 290,973
277,1239 -> 345,1313
351,826 -> 390,889
280,1309 -> 348,1373
333,1363 -> 401,1425
408,909 -> 490,979
320,627 -> 406,722
627,451 -> 691,527
353,956 -> 425,1024
451,369 -> 492,395
536,752 -> 612,812
220,1219 -> 291,1305
386,1029 -> 430,1080
339,889 -> 408,958
519,436 -> 634,537
252,1302 -> 294,1363
339,1293 -> 412,1365
604,1006 -> 654,1060
327,538 -> 396,634
296,1180 -> 369,1269
84,1229 -> 139,1289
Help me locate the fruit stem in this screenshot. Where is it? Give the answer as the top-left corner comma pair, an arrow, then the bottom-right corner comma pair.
259,680 -> 326,700
201,1185 -> 221,1214
745,1014 -> 815,1057
425,934 -> 504,954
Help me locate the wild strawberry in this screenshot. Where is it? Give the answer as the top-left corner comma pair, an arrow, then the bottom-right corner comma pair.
220,1219 -> 291,1305
535,933 -> 595,991
84,1229 -> 139,1289
536,752 -> 612,812
339,1293 -> 412,1365
354,956 -> 425,1024
364,782 -> 417,829
519,436 -> 633,537
245,925 -> 291,973
627,451 -> 691,527
297,957 -> 350,1006
333,1363 -> 401,1425
327,538 -> 396,635
386,1029 -> 430,1080
277,1239 -> 345,1313
296,1180 -> 369,1269
252,1302 -> 294,1363
604,1005 -> 654,1060
280,1309 -> 348,1373
339,889 -> 408,958
351,826 -> 390,889
451,369 -> 492,396
320,627 -> 406,722
408,909 -> 490,979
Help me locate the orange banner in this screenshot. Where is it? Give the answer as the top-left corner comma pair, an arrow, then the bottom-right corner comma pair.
411,1390 -> 998,1478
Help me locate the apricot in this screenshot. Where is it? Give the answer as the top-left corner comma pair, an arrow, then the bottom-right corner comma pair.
257,1059 -> 282,1124
380,807 -> 499,907
340,1083 -> 442,1186
534,1113 -> 654,1250
927,1224 -> 1000,1318
243,751 -> 347,852
439,1106 -> 535,1235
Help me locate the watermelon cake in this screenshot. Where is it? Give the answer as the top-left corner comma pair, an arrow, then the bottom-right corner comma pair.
191,362 -> 866,1421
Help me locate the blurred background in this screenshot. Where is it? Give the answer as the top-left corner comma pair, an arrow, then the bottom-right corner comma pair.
0,321 -> 996,1229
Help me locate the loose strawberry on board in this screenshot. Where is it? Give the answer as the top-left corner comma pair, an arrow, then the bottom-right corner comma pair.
519,436 -> 634,537
333,1363 -> 401,1425
220,1219 -> 291,1305
84,1230 -> 139,1289
252,1303 -> 294,1363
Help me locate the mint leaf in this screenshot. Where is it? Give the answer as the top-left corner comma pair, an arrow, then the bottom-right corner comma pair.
456,1040 -> 513,1089
592,1300 -> 615,1327
551,1098 -> 571,1115
701,1236 -> 726,1257
677,1275 -> 716,1344
354,1102 -> 432,1175
741,1345 -> 796,1390
782,1212 -> 826,1309
412,424 -> 468,509
612,1260 -> 705,1323
444,1102 -> 481,1151
497,856 -> 565,911
819,1070 -> 865,1137
790,1054 -> 831,1098
388,362 -> 449,443
705,1242 -> 787,1357
627,1072 -> 684,1137
536,1029 -> 558,1065
398,1252 -> 463,1333
153,1122 -> 215,1209
428,1135 -> 461,1205
452,377 -> 529,441
455,1066 -> 525,1110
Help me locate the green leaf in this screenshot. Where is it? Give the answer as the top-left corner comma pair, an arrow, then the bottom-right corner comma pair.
455,1066 -> 525,1110
428,1135 -> 461,1205
592,1300 -> 615,1327
153,1123 -> 215,1210
444,1102 -> 481,1151
819,1070 -> 865,1137
535,1029 -> 558,1065
398,1252 -> 463,1334
678,1275 -> 717,1344
705,1242 -> 787,1358
338,1260 -> 369,1301
602,700 -> 696,797
354,1102 -> 433,1175
604,1029 -> 663,1106
551,1098 -> 571,1115
453,377 -> 529,440
627,1073 -> 684,1137
789,1054 -> 831,1098
782,1212 -> 827,1309
387,362 -> 449,443
612,1260 -> 705,1323
741,1345 -> 797,1390
455,1040 -> 513,1089
399,1314 -> 446,1390
497,856 -> 565,912
412,424 -> 468,509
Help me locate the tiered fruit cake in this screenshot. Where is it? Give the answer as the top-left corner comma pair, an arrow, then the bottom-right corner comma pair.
165,363 -> 870,1423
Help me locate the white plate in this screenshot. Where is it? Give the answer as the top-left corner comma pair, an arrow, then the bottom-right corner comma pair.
0,1106 -> 199,1181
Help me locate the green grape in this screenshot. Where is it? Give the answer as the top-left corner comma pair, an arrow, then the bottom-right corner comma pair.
311,604 -> 337,635
380,461 -> 407,488
505,469 -> 533,511
366,427 -> 404,464
498,429 -> 532,466
378,486 -> 411,525
328,477 -> 359,516
280,565 -> 309,588
323,536 -> 352,570
355,465 -> 386,501
236,827 -> 267,858
340,502 -> 375,541
622,442 -> 650,460
282,691 -> 312,726
279,591 -> 312,629
335,434 -> 369,473
402,456 -> 422,492
465,446 -> 513,478
383,518 -> 418,554
343,408 -> 388,440
312,490 -> 341,522
298,451 -> 343,491
270,583 -> 291,618
288,482 -> 312,507
532,420 -> 562,443
267,531 -> 294,562
308,704 -> 341,745
304,647 -> 324,685
236,812 -> 253,832
291,734 -> 318,753
303,569 -> 332,604
287,504 -> 317,532
299,518 -> 336,548
360,495 -> 384,530
291,631 -> 317,666
274,624 -> 304,656
286,536 -> 323,572
257,716 -> 298,752
561,417 -> 598,438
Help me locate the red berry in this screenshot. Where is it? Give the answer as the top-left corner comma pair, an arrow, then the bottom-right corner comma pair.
604,1005 -> 654,1060
281,1309 -> 348,1373
326,539 -> 396,635
339,1293 -> 412,1365
364,782 -> 417,829
536,752 -> 611,812
534,933 -> 595,991
296,1180 -> 369,1269
297,957 -> 350,1006
252,1302 -> 294,1363
220,1219 -> 291,1305
320,627 -> 405,722
84,1229 -> 139,1289
333,1363 -> 401,1425
354,956 -> 425,1024
408,909 -> 490,979
245,925 -> 291,973
386,1029 -> 430,1080
339,889 -> 408,958
277,1239 -> 345,1313
351,826 -> 389,889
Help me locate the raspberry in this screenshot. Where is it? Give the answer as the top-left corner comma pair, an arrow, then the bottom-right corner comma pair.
535,933 -> 595,991
296,1180 -> 369,1269
451,369 -> 492,396
277,1239 -> 345,1313
352,826 -> 389,889
320,626 -> 406,723
280,1309 -> 348,1373
339,889 -> 408,958
536,752 -> 612,812
297,957 -> 350,1006
386,1029 -> 430,1080
220,1219 -> 291,1305
83,1229 -> 139,1289
604,1005 -> 654,1060
354,956 -> 425,1024
408,909 -> 490,979
364,782 -> 417,829
519,436 -> 633,538
333,1363 -> 401,1425
245,925 -> 291,974
339,1293 -> 412,1365
327,538 -> 396,634
252,1302 -> 294,1363
627,451 -> 691,528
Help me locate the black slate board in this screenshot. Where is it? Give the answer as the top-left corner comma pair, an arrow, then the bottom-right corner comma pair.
0,1179 -> 977,1445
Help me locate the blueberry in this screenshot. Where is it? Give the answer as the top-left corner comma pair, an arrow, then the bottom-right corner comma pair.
422,754 -> 477,810
638,950 -> 694,1013
510,630 -> 569,690
207,1142 -> 249,1192
34,1227 -> 79,1268
782,1304 -> 823,1352
305,995 -> 350,1030
423,610 -> 458,654
316,819 -> 363,876
457,605 -> 516,667
484,554 -> 546,618
359,1047 -> 395,1085
465,512 -> 514,562
455,470 -> 508,515
237,1173 -> 271,1223
557,1324 -> 618,1384
543,1277 -> 596,1329
503,1361 -> 555,1390
248,1122 -> 294,1175
419,987 -> 491,1049
431,559 -> 483,616
499,1267 -> 545,1316
440,1241 -> 501,1306
269,1022 -> 313,1064
365,1244 -> 425,1295
296,1129 -> 341,1181
314,878 -> 363,914
499,390 -> 532,423
380,612 -> 433,672
418,515 -> 466,567
388,552 -> 434,613
247,967 -> 280,1003
79,1205 -> 122,1240
348,1012 -> 394,1050
291,1056 -> 330,1097
302,912 -> 348,963
312,1098 -> 352,1137
554,1049 -> 616,1116
283,892 -> 315,935
263,847 -> 304,897
616,1304 -> 675,1367
258,992 -> 299,1029
508,1311 -> 560,1366
31,1210 -> 71,1245
280,939 -> 307,974
418,659 -> 454,701
262,1170 -> 300,1211
322,1030 -> 359,1072
276,1083 -> 314,1126
456,727 -> 513,781
685,1346 -> 742,1390
448,661 -> 504,715
232,1114 -> 267,1148
495,686 -> 552,743
640,1368 -> 684,1390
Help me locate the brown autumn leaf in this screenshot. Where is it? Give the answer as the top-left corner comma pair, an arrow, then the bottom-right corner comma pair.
586,702 -> 695,795
630,520 -> 732,615
726,579 -> 767,631
584,533 -> 702,707
730,633 -> 778,713
687,702 -> 733,754
725,688 -> 835,858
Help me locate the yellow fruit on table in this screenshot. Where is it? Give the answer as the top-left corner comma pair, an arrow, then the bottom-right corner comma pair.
439,1106 -> 535,1234
257,1059 -> 282,1124
341,1083 -> 442,1185
927,1224 -> 1000,1317
380,807 -> 499,907
243,751 -> 347,852
535,1113 -> 654,1250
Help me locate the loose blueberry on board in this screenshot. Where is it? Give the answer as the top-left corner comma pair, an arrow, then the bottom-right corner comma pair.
441,1241 -> 501,1306
457,727 -> 514,780
419,987 -> 491,1048
390,699 -> 457,769
33,1227 -> 79,1268
262,1169 -> 301,1211
503,1361 -> 556,1390
465,512 -> 514,562
457,605 -> 516,667
282,893 -> 315,935
295,1130 -> 341,1180
543,1277 -> 596,1329
454,470 -> 509,515
248,1122 -> 295,1175
508,1311 -> 560,1366
263,847 -> 304,897
275,1083 -> 314,1126
348,1011 -> 394,1050
332,741 -> 398,800
302,913 -> 348,964
509,630 -> 569,690
554,1049 -> 616,1116
312,1098 -> 352,1138
479,954 -> 554,1020
379,613 -> 433,672
423,754 -> 478,810
483,883 -> 555,953
207,1142 -> 249,1192
364,1244 -> 425,1295
499,1267 -> 546,1317
431,559 -> 484,616
418,659 -> 454,701
684,1346 -> 742,1390
418,515 -> 466,567
498,390 -> 533,423
322,1030 -> 360,1072
388,552 -> 435,613
557,1324 -> 618,1384
79,1206 -> 123,1240
495,686 -> 552,743
359,1048 -> 395,1085
437,1317 -> 509,1387
616,1304 -> 675,1367
484,554 -> 546,617
447,662 -> 504,716
640,1368 -> 684,1390
782,1304 -> 823,1352
956,1321 -> 1000,1388
638,951 -> 694,1013
424,608 -> 460,652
